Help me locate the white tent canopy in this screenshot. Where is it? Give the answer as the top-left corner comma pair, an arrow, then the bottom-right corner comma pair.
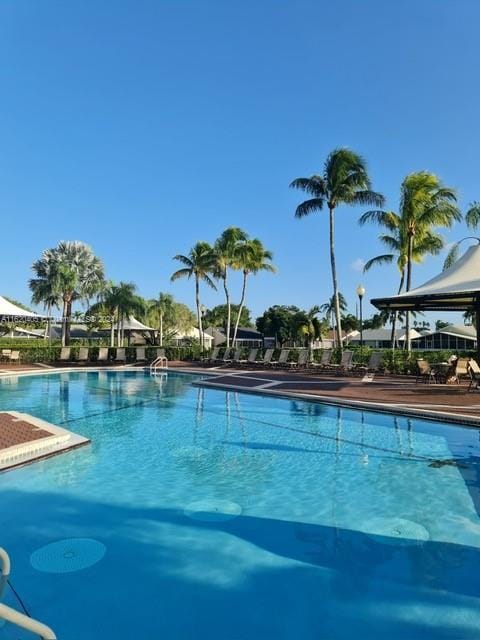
121,316 -> 155,332
372,243 -> 480,312
0,295 -> 45,320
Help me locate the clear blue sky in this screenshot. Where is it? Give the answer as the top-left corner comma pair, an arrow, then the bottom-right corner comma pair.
1,0 -> 479,324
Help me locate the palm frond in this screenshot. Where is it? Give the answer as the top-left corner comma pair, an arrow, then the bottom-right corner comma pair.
443,243 -> 460,271
294,198 -> 324,218
465,201 -> 480,230
363,254 -> 394,272
170,268 -> 192,282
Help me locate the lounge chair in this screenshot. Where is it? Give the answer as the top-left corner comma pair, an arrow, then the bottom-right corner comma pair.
416,359 -> 436,384
239,348 -> 258,368
290,349 -> 310,371
59,347 -> 71,363
9,351 -> 20,366
115,348 -> 126,363
330,350 -> 354,375
77,348 -> 89,363
270,349 -> 290,368
155,348 -> 166,359
202,347 -> 219,366
310,349 -> 332,373
1,349 -> 11,362
218,348 -> 232,365
354,351 -> 383,375
468,359 -> 480,391
97,347 -> 109,363
226,348 -> 242,366
135,347 -> 146,363
254,348 -> 274,368
454,357 -> 470,384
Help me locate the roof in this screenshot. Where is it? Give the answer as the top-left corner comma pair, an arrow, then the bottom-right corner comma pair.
0,295 -> 45,320
421,324 -> 477,340
348,328 -> 421,342
372,243 -> 480,311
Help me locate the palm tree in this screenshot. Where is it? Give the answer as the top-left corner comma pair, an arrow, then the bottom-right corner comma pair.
213,227 -> 248,348
171,242 -> 217,352
360,209 -> 444,347
231,238 -> 275,346
147,293 -> 175,346
114,282 -> 145,346
291,148 -> 384,352
30,241 -> 104,346
319,293 -> 348,330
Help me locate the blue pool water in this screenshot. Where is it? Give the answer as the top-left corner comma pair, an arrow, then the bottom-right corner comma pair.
0,370 -> 480,639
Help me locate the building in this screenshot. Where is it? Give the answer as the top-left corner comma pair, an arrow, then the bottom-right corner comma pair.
204,326 -> 263,347
347,328 -> 421,348
410,324 -> 477,351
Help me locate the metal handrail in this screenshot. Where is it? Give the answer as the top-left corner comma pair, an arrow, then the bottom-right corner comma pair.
0,547 -> 56,639
149,356 -> 168,375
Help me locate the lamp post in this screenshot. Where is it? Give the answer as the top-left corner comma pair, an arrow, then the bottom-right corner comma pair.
356,284 -> 365,350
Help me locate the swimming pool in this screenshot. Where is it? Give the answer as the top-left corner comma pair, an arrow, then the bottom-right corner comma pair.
0,370 -> 479,639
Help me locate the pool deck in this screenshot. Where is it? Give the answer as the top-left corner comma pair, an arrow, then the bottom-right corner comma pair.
1,361 -> 480,426
0,411 -> 90,472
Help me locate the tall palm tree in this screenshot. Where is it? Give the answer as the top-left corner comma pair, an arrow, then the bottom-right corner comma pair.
213,227 -> 248,348
30,241 -> 104,346
171,242 -> 217,352
291,148 -> 384,352
360,209 -> 444,347
147,293 -> 175,346
319,292 -> 348,330
114,282 -> 145,346
231,238 -> 276,346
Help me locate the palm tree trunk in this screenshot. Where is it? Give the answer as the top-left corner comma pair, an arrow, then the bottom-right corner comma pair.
195,276 -> 204,353
64,296 -> 73,346
117,313 -> 121,346
223,271 -> 231,348
159,311 -> 163,347
405,234 -> 414,352
110,316 -> 115,347
329,206 -> 343,353
232,271 -> 248,346
390,271 -> 405,349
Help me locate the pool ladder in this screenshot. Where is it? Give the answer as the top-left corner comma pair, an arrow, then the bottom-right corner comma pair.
149,356 -> 168,375
0,547 -> 56,639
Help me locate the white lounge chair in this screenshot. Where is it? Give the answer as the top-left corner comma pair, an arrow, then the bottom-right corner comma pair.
77,348 -> 89,363
97,348 -> 109,363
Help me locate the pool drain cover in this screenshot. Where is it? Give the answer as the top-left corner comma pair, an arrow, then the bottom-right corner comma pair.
184,499 -> 242,522
364,517 -> 429,546
30,538 -> 106,573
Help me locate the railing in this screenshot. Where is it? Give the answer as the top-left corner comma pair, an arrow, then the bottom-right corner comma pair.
149,356 -> 168,375
0,547 -> 56,639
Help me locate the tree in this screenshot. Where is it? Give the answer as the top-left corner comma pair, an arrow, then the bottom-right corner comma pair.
341,313 -> 359,333
319,293 -> 348,329
171,242 -> 217,352
291,148 -> 384,351
113,282 -> 145,346
30,241 -> 104,346
146,293 -> 175,346
231,238 -> 275,346
204,304 -> 252,330
360,208 -> 444,347
256,305 -> 300,346
292,306 -> 323,347
213,227 -> 248,348
435,319 -> 450,331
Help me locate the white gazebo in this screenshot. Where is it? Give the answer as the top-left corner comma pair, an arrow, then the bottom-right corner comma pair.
0,295 -> 46,322
372,242 -> 480,359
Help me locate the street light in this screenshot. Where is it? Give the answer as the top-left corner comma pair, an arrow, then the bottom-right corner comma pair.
356,284 -> 366,350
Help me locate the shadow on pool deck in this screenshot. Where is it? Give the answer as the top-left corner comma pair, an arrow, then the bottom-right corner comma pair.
2,488 -> 480,640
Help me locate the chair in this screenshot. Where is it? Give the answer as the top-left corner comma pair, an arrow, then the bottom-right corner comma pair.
468,359 -> 480,391
77,348 -> 89,363
219,348 -> 232,365
202,347 -> 219,366
310,349 -> 332,373
97,347 -> 109,363
59,347 -> 71,362
226,348 -> 242,366
254,348 -> 274,368
135,347 -> 146,362
290,349 -> 310,371
454,357 -> 470,384
155,348 -> 166,359
416,359 -> 436,384
270,349 -> 290,368
355,351 -> 383,375
115,348 -> 126,363
1,349 -> 11,362
331,350 -> 354,374
9,351 -> 20,366
239,348 -> 258,367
